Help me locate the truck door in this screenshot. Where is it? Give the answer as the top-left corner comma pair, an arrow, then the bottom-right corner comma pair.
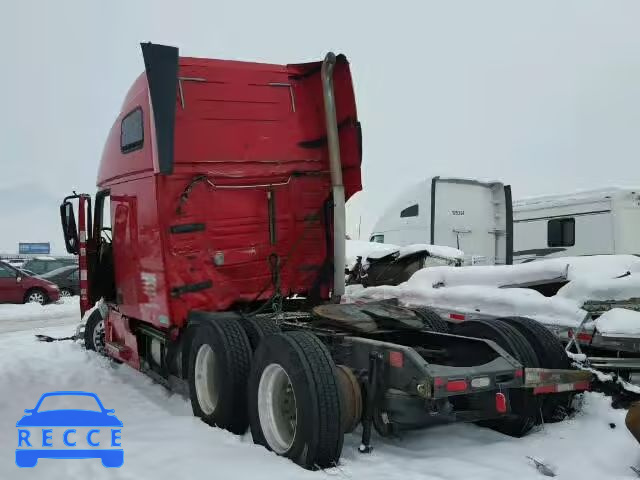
432,180 -> 509,265
60,194 -> 92,315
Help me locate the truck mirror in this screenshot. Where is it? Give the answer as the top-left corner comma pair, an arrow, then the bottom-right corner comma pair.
60,201 -> 80,254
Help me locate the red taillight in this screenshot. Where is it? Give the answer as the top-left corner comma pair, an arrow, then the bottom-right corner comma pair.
389,351 -> 404,368
449,313 -> 465,321
568,329 -> 593,343
515,369 -> 524,378
495,392 -> 507,413
533,385 -> 556,395
445,379 -> 468,392
577,332 -> 593,343
434,377 -> 445,387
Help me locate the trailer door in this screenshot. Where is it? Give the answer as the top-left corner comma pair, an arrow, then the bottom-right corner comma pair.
432,179 -> 510,265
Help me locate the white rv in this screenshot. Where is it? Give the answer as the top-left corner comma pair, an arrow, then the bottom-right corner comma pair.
513,187 -> 640,263
369,177 -> 513,265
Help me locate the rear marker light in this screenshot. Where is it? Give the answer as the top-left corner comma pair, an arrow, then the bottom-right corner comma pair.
471,377 -> 490,388
533,381 -> 591,395
389,351 -> 404,368
495,392 -> 507,413
445,380 -> 468,393
577,333 -> 593,343
449,313 -> 465,321
515,369 -> 524,378
434,377 -> 445,387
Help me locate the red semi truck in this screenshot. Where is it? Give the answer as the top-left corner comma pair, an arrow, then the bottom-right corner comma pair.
60,43 -> 591,469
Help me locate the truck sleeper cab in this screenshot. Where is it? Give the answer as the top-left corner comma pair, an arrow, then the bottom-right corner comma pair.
61,44 -> 590,470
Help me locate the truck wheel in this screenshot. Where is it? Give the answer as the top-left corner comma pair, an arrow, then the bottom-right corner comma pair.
412,307 -> 449,333
453,319 -> 541,437
495,316 -> 573,422
84,309 -> 105,354
240,315 -> 281,351
188,318 -> 252,435
248,331 -> 343,469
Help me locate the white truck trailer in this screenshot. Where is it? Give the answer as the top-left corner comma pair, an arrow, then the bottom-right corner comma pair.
513,187 -> 640,263
369,177 -> 512,265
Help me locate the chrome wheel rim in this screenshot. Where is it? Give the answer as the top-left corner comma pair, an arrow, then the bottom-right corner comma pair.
258,363 -> 297,454
92,319 -> 105,354
28,292 -> 45,304
194,344 -> 219,415
60,289 -> 72,297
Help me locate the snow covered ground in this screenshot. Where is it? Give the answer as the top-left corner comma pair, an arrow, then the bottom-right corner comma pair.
0,301 -> 639,479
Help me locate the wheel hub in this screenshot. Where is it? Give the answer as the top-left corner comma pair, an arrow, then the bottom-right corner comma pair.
194,344 -> 219,415
258,363 -> 297,454
92,320 -> 105,354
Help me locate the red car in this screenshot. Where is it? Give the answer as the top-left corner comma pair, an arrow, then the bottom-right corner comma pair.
0,260 -> 60,304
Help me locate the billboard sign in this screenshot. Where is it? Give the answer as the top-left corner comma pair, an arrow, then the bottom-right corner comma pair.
19,243 -> 51,255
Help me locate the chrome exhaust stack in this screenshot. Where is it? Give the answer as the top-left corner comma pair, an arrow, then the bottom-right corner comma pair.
321,52 -> 346,302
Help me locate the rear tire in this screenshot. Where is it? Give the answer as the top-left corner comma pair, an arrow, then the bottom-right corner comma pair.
240,315 -> 281,351
494,316 -> 573,422
248,331 -> 343,469
453,319 -> 541,437
188,318 -> 252,434
412,307 -> 449,333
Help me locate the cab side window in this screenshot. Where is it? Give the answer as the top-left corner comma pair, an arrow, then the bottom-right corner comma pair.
121,108 -> 144,153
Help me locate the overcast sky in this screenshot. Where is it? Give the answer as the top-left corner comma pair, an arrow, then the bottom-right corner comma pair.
1,1 -> 640,252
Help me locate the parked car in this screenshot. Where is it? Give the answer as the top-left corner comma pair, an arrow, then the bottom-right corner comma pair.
21,257 -> 77,276
0,261 -> 60,304
38,266 -> 79,297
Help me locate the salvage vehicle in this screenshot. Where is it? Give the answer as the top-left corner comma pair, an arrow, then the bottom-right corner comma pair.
60,43 -> 591,469
0,260 -> 60,304
346,242 -> 463,287
38,265 -> 79,297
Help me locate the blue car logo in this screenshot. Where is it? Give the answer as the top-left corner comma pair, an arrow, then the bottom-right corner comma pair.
16,391 -> 123,468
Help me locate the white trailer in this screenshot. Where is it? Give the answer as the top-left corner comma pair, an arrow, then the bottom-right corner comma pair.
513,187 -> 640,263
369,177 -> 512,265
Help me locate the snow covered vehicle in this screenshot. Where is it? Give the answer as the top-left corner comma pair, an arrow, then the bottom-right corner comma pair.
345,241 -> 463,287
59,43 -> 591,470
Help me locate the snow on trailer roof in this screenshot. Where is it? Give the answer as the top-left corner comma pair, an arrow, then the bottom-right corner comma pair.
514,186 -> 639,212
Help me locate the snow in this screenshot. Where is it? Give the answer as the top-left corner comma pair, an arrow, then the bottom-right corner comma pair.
596,308 -> 640,337
403,254 -> 640,290
552,255 -> 640,281
346,240 -> 399,268
0,297 -> 80,333
558,273 -> 640,303
550,255 -> 640,303
398,243 -> 464,260
346,240 -> 464,269
346,282 -> 585,327
0,303 -> 638,479
400,261 -> 570,289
